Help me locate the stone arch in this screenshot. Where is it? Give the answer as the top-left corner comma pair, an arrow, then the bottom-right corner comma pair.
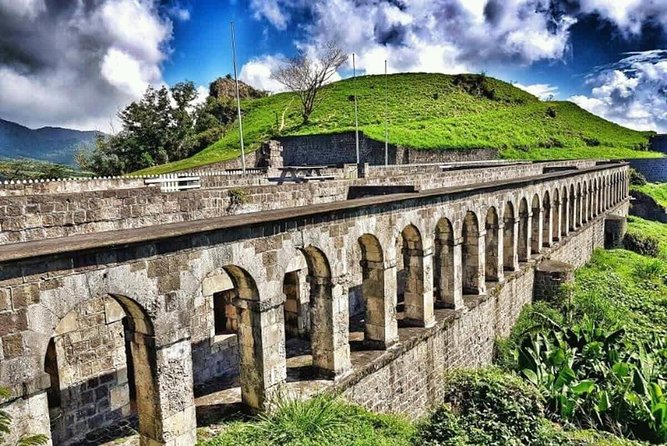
44,293 -> 163,446
568,184 -> 576,231
485,206 -> 501,282
399,224 -> 434,327
542,190 -> 552,246
462,210 -> 485,295
434,217 -> 460,309
502,201 -> 517,271
517,197 -> 530,262
358,233 -> 397,349
298,245 -> 350,377
530,194 -> 541,254
551,189 -> 560,242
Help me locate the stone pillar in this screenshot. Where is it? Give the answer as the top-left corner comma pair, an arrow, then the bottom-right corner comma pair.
234,297 -> 286,410
543,206 -> 553,247
534,260 -> 574,302
261,140 -> 284,177
503,218 -> 519,271
403,247 -> 436,328
434,238 -> 464,309
309,276 -> 351,379
131,334 -> 197,446
463,229 -> 486,295
362,260 -> 399,349
551,201 -> 560,242
518,211 -> 530,262
604,216 -> 627,249
486,222 -> 503,282
563,199 -> 570,236
531,208 -> 543,254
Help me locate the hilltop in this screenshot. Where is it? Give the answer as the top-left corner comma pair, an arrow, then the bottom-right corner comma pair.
0,118 -> 101,166
136,73 -> 657,174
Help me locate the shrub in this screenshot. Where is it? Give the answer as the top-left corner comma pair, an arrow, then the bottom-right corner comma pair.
546,106 -> 558,118
629,168 -> 647,186
623,232 -> 660,257
435,368 -> 549,445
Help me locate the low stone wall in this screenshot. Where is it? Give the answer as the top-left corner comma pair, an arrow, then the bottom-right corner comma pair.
337,207 -> 614,417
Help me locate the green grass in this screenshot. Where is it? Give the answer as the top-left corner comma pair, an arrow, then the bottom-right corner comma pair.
198,395 -> 415,446
626,216 -> 667,259
632,183 -> 667,208
135,73 -> 658,174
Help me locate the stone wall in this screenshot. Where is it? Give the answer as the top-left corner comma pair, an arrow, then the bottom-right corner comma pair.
629,159 -> 667,183
649,134 -> 667,152
277,132 -> 498,166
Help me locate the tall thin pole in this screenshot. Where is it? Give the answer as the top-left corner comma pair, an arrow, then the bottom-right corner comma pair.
384,59 -> 388,166
353,53 -> 360,166
231,21 -> 246,175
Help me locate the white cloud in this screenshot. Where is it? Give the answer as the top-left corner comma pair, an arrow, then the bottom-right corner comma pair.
250,0 -> 578,76
513,83 -> 560,100
577,0 -> 667,36
240,55 -> 287,92
0,0 -> 178,131
570,50 -> 667,133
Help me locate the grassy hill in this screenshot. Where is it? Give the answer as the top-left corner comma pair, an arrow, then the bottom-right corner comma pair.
136,73 -> 658,174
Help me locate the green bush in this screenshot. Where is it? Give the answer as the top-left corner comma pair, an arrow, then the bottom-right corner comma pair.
418,368 -> 551,445
629,168 -> 648,186
623,232 -> 660,257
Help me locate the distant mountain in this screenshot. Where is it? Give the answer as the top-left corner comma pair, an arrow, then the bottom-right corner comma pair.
0,118 -> 102,166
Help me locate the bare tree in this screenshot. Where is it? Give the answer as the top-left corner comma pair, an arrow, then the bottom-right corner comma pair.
272,41 -> 347,124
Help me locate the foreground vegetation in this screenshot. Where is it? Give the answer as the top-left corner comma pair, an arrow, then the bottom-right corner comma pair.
136,73 -> 657,174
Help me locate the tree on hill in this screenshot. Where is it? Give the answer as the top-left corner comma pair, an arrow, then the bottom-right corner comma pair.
271,41 -> 347,124
79,82 -> 201,174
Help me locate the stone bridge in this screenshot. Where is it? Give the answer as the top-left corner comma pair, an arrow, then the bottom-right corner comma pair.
0,161 -> 630,445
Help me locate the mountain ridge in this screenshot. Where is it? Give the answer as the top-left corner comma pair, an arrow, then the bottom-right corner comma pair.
0,118 -> 101,166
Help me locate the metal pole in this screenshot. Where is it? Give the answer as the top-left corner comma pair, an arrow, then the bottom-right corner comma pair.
384,59 -> 388,166
353,53 -> 360,166
231,21 -> 246,175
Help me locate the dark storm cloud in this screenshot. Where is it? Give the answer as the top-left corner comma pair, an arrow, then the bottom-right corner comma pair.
0,0 -> 185,130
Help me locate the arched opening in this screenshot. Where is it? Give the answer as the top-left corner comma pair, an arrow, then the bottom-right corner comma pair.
561,186 -> 568,236
357,234 -> 397,349
283,271 -> 305,339
552,189 -> 560,242
531,194 -> 541,254
485,207 -> 501,282
434,218 -> 458,308
568,185 -> 576,231
503,202 -> 516,271
462,211 -> 484,295
542,191 -> 552,246
399,225 -> 433,327
45,295 -> 155,446
518,198 -> 530,262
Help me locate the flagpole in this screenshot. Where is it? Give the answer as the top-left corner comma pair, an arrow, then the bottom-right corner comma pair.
231,21 -> 246,175
384,59 -> 388,166
353,53 -> 360,166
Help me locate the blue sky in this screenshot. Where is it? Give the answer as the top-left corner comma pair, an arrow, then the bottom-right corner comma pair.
0,0 -> 666,132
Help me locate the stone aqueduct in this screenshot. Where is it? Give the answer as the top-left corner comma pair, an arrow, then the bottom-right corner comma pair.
0,160 -> 630,445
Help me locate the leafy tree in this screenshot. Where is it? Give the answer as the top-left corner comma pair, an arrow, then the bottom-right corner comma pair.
271,41 -> 347,124
79,82 -> 202,175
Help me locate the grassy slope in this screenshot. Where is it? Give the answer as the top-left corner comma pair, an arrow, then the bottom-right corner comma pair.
632,182 -> 667,208
136,73 -> 658,174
